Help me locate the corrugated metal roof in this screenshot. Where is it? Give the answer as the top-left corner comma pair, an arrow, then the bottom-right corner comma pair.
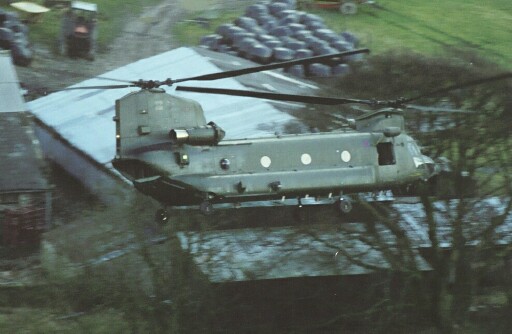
0,51 -> 47,192
177,197 -> 512,282
177,224 -> 432,283
28,47 -> 300,165
0,113 -> 49,192
393,197 -> 512,247
72,1 -> 97,12
0,50 -> 27,113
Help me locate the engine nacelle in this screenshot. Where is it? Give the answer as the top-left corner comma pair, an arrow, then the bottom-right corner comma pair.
169,122 -> 225,146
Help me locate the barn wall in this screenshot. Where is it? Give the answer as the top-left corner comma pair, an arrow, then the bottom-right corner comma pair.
34,123 -> 133,206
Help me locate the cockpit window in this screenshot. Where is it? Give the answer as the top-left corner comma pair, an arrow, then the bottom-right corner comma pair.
407,142 -> 421,156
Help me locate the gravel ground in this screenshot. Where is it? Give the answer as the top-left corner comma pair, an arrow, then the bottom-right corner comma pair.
17,0 -> 183,99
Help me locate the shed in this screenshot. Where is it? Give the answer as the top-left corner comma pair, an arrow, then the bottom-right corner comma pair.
0,50 -> 52,246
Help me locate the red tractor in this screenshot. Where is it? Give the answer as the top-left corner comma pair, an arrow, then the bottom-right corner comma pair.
300,0 -> 376,15
59,1 -> 97,60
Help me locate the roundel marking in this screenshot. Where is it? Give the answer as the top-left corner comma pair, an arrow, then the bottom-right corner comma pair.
260,155 -> 271,168
341,150 -> 351,162
301,153 -> 312,165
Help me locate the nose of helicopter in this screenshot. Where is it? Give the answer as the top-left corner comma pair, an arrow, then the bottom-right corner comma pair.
413,155 -> 437,180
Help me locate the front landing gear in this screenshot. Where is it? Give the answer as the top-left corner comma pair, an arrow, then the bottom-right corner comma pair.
200,200 -> 214,215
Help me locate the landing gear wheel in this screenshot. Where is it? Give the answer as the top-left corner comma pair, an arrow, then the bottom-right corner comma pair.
337,197 -> 353,214
155,209 -> 169,224
200,201 -> 214,215
340,2 -> 358,15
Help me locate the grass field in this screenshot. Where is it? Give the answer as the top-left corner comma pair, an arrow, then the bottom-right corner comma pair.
174,0 -> 512,69
320,0 -> 512,69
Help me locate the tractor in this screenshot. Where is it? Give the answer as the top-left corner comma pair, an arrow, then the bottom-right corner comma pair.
299,0 -> 376,15
59,1 -> 97,60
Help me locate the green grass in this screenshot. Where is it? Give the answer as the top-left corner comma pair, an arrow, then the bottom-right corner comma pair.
173,9 -> 245,46
0,307 -> 130,333
313,0 -> 512,69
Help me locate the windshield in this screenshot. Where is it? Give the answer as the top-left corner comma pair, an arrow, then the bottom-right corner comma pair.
407,140 -> 422,156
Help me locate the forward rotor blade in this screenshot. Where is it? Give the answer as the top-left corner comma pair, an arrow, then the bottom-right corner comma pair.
402,72 -> 512,104
97,76 -> 136,84
173,49 -> 369,84
61,84 -> 137,91
176,86 -> 374,105
46,49 -> 369,92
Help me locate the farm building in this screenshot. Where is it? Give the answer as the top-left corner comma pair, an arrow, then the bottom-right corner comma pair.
0,50 -> 52,247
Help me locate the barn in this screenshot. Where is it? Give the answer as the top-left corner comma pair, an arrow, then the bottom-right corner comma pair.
0,50 -> 52,247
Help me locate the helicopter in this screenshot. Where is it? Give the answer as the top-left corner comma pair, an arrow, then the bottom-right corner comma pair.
57,49 -> 511,220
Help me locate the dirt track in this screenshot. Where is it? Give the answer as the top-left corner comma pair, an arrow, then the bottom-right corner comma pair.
17,0 -> 183,99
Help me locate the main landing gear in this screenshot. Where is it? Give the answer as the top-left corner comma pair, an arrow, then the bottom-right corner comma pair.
154,201 -> 213,222
292,195 -> 353,222
293,197 -> 306,222
337,196 -> 353,215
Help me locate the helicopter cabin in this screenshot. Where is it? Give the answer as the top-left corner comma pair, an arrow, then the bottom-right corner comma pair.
111,87 -> 429,208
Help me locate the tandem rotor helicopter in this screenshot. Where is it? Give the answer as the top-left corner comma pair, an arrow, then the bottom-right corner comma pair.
56,49 -> 511,220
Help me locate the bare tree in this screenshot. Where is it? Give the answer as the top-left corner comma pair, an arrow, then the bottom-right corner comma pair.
324,51 -> 512,333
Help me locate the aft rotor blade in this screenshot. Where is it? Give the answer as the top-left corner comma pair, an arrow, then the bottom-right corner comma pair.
173,48 -> 370,83
42,83 -> 137,95
404,104 -> 474,113
176,86 -> 374,105
402,72 -> 512,104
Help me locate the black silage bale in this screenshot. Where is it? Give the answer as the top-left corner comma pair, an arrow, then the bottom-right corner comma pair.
308,63 -> 331,77
273,46 -> 295,61
287,64 -> 305,77
332,63 -> 351,76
